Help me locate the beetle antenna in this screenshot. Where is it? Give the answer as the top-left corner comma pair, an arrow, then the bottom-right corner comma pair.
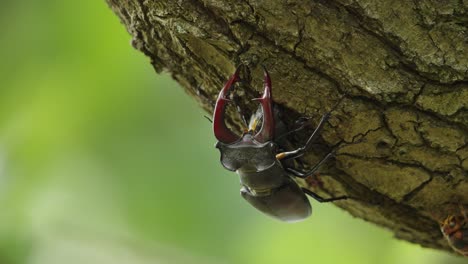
204,115 -> 213,123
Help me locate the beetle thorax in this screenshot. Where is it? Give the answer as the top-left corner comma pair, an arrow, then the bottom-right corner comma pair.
216,135 -> 286,190
215,134 -> 277,172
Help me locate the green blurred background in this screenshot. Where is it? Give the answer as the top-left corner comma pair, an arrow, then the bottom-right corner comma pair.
0,1 -> 465,263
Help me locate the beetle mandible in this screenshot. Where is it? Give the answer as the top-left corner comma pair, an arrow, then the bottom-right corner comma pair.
213,66 -> 347,222
440,205 -> 468,257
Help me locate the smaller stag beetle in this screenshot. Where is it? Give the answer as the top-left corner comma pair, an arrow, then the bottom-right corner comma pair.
440,205 -> 468,257
213,65 -> 347,222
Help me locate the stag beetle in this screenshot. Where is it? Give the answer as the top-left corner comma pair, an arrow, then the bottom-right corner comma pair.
213,66 -> 347,222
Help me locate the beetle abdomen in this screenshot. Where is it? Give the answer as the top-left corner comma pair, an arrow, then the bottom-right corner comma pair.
237,161 -> 285,190
240,178 -> 311,222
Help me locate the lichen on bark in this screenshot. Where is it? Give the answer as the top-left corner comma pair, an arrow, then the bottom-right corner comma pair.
106,0 -> 467,255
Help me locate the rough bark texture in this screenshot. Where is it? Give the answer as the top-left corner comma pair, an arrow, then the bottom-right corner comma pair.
106,0 -> 468,254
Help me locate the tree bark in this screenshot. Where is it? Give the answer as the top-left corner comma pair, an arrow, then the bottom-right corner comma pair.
106,0 -> 467,254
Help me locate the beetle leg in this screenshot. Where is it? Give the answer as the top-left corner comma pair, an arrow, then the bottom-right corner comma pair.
275,117 -> 312,140
252,67 -> 275,143
285,167 -> 307,177
289,167 -> 347,202
275,111 -> 332,160
287,167 -> 323,187
213,66 -> 242,143
302,189 -> 347,203
283,151 -> 336,178
298,111 -> 332,157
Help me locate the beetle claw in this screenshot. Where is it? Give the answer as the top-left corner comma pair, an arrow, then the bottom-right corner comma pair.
252,67 -> 275,142
214,66 -> 275,143
213,66 -> 242,144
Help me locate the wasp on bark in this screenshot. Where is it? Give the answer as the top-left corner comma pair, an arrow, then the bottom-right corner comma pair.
440,205 -> 468,257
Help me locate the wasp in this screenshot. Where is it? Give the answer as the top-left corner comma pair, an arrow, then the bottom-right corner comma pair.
440,205 -> 468,257
212,66 -> 347,222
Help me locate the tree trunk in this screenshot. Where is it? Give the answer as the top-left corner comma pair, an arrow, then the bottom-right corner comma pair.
106,0 -> 467,254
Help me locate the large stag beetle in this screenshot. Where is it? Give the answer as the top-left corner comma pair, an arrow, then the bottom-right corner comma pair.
212,65 -> 347,222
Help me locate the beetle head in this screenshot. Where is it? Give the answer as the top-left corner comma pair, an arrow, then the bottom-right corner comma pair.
213,66 -> 275,144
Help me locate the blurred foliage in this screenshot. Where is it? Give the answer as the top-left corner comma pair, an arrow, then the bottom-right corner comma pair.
0,0 -> 466,263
